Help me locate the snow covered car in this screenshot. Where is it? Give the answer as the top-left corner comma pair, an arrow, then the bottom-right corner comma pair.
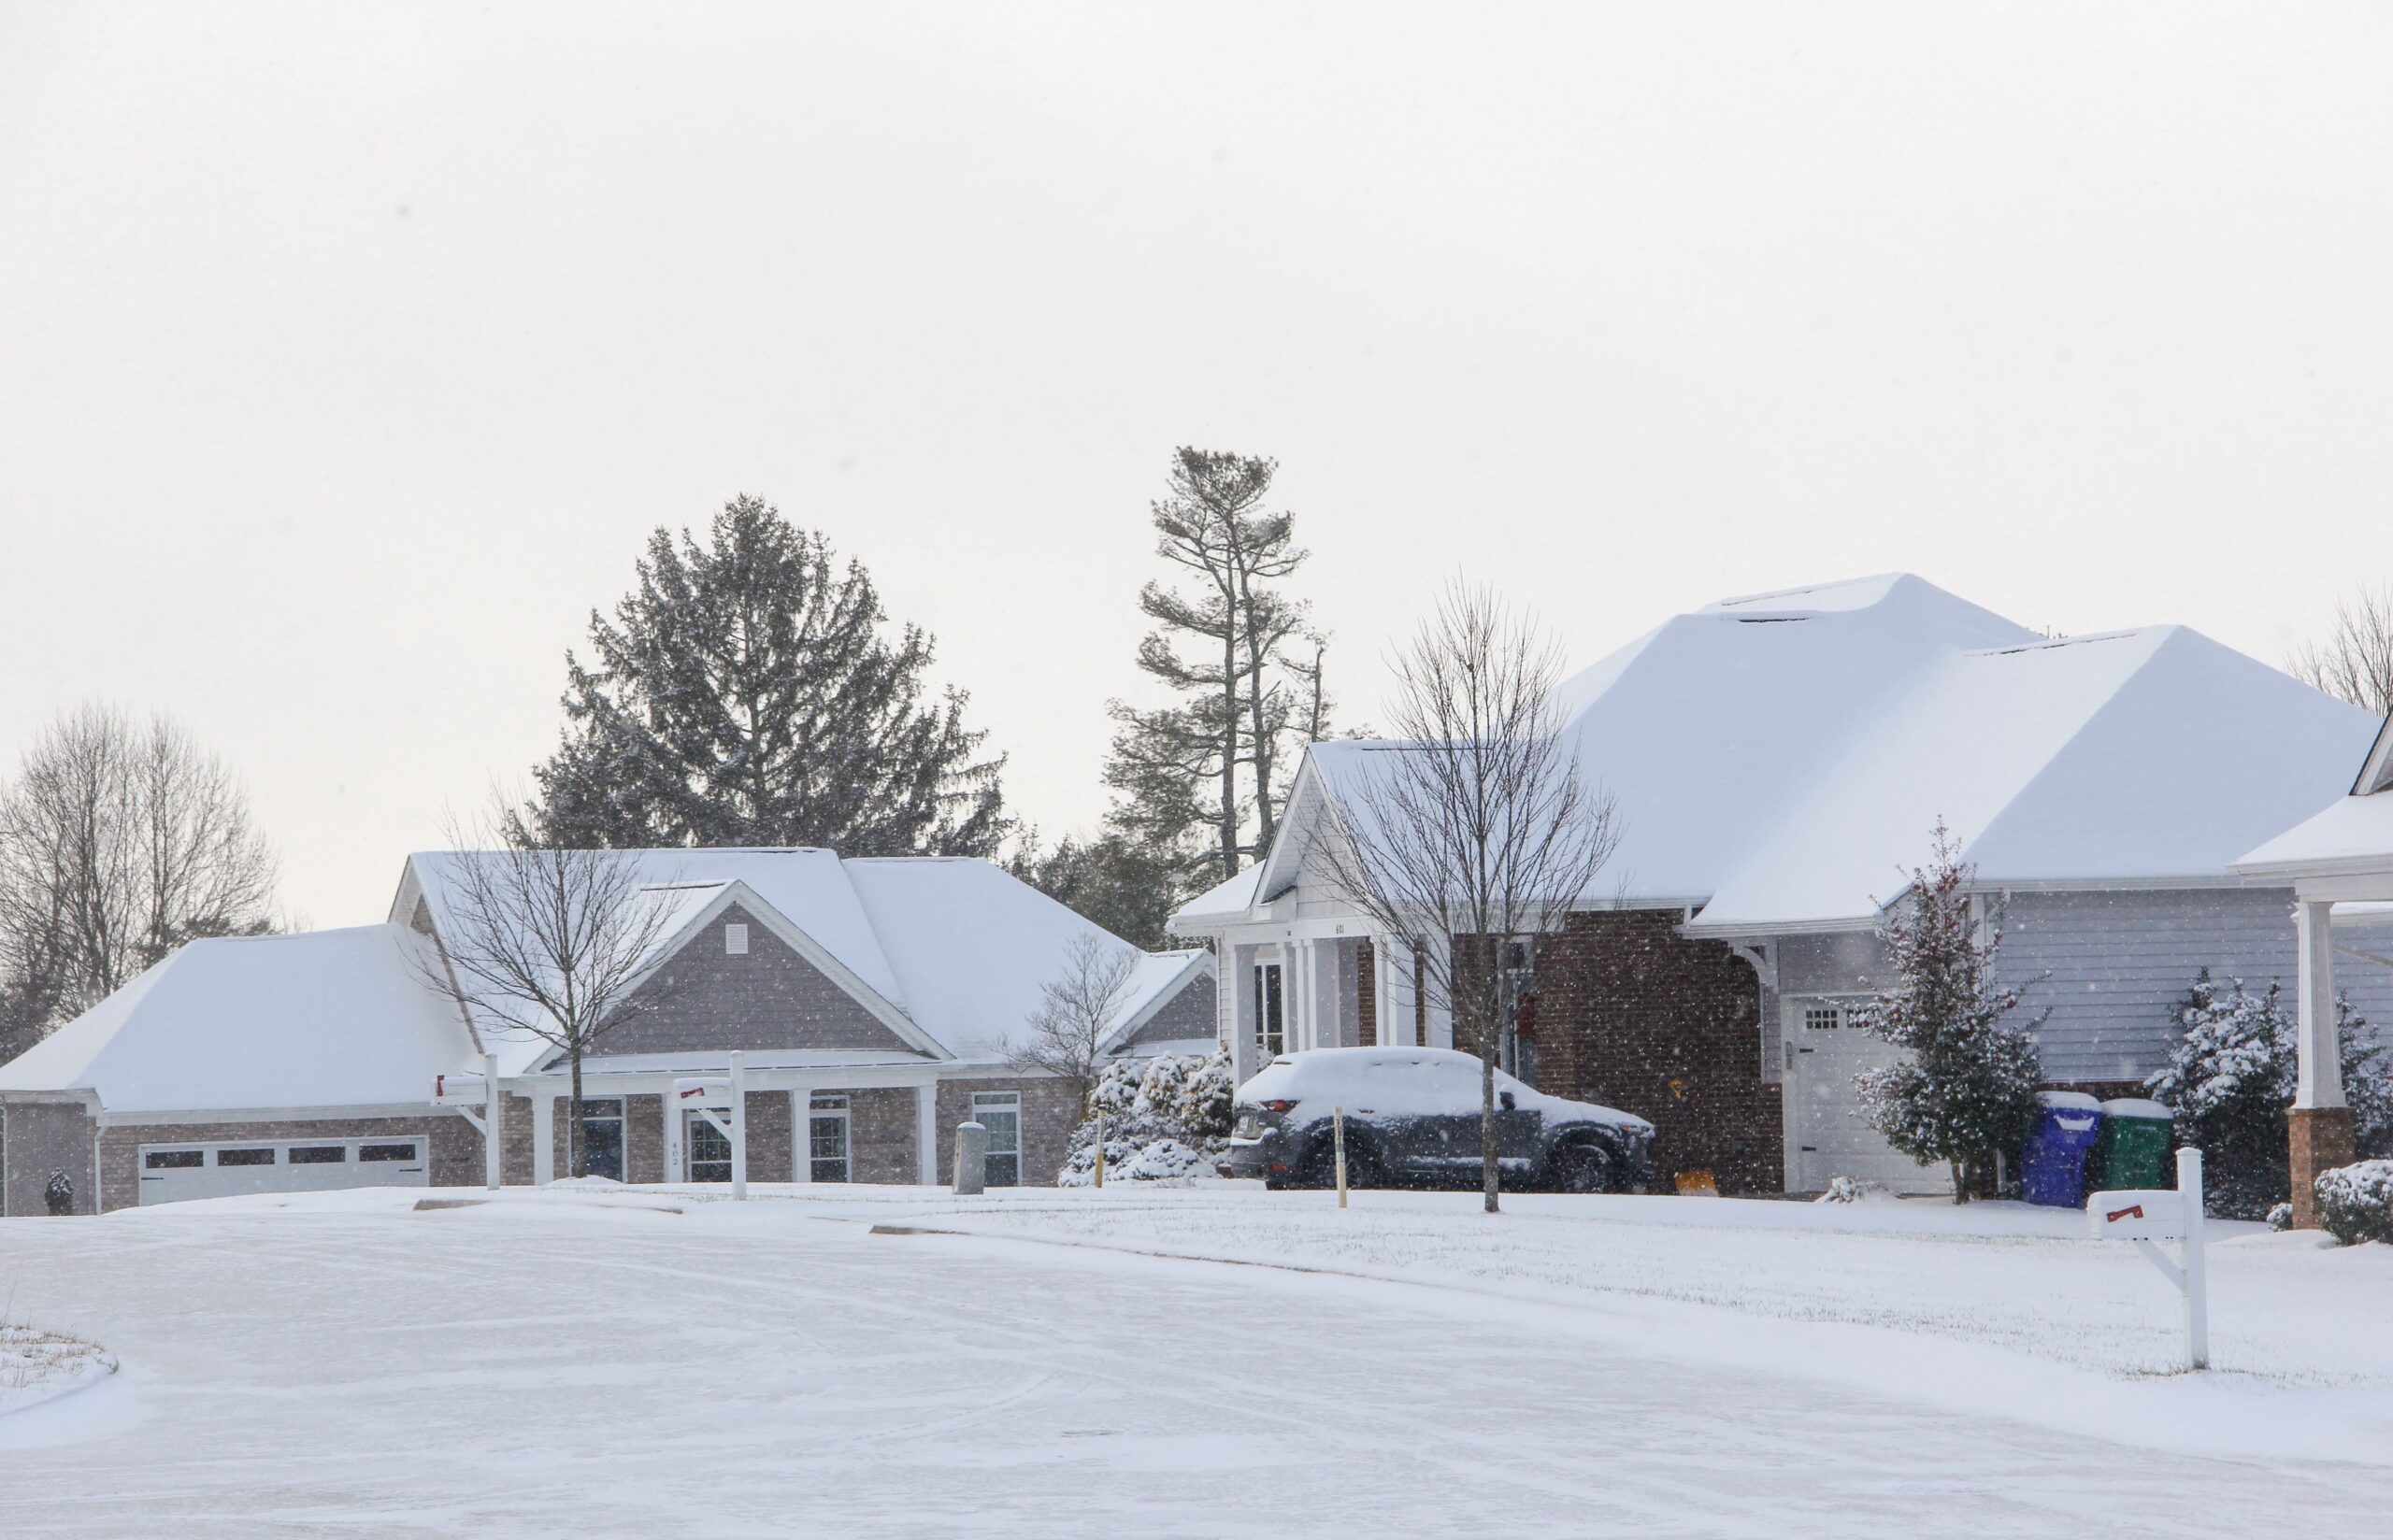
1222,1047 -> 1655,1192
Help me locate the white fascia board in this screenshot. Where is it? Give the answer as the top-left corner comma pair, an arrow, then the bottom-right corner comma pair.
0,1089 -> 103,1111
94,1102 -> 452,1127
1254,755 -> 1327,899
1681,914 -> 1879,941
2237,855 -> 2393,886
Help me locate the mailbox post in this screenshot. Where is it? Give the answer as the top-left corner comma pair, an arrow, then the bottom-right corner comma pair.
2087,1146 -> 2209,1371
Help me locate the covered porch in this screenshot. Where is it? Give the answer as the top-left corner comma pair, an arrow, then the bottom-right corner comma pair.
2235,719 -> 2393,1227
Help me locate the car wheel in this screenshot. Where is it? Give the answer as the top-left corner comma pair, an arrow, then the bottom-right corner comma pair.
1292,1136 -> 1338,1190
1341,1139 -> 1386,1191
1550,1140 -> 1614,1194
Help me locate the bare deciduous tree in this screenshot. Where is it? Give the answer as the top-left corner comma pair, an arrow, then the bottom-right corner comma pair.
1005,932 -> 1140,1116
2289,585 -> 2393,714
0,706 -> 278,1047
409,803 -> 681,1179
1313,583 -> 1621,1214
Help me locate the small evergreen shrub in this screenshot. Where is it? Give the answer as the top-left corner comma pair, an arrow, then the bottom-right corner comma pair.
2266,1202 -> 2294,1233
2145,971 -> 2393,1219
2314,1160 -> 2393,1247
1058,1046 -> 1233,1186
42,1169 -> 72,1218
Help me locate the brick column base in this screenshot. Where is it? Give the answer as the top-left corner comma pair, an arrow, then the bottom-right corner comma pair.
2289,1106 -> 2357,1229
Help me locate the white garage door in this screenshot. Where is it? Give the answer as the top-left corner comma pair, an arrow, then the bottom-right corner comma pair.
136,1137 -> 430,1205
1786,998 -> 1943,1194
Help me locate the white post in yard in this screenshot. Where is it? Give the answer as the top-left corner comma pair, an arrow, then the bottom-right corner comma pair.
662,1087 -> 681,1186
914,1083 -> 938,1188
1334,1106 -> 1348,1208
482,1052 -> 502,1191
533,1091 -> 556,1185
2180,1147 -> 2209,1372
1093,1108 -> 1106,1189
729,1051 -> 748,1201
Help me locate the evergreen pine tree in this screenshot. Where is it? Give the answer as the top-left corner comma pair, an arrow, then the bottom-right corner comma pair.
1102,449 -> 1323,884
1007,831 -> 1183,952
530,496 -> 1008,855
1852,820 -> 2047,1203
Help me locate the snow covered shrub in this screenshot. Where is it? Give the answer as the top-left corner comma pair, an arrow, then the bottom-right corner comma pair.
1056,1050 -> 1228,1186
1172,1045 -> 1235,1140
42,1169 -> 72,1217
2314,1160 -> 2393,1247
2145,971 -> 2393,1219
1852,821 -> 2046,1204
1815,1176 -> 1895,1205
2267,1203 -> 2294,1233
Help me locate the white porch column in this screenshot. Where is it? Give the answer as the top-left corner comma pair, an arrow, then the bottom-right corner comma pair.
914,1082 -> 938,1187
533,1091 -> 557,1185
791,1082 -> 814,1184
1375,936 -> 1414,1048
661,1089 -> 681,1185
1228,943 -> 1260,1084
1289,938 -> 1313,1051
2295,900 -> 2346,1109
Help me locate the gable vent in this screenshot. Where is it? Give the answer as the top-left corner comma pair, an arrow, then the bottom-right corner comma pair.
724,922 -> 749,956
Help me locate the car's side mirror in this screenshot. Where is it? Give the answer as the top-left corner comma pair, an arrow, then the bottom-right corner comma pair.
1499,1091 -> 1516,1112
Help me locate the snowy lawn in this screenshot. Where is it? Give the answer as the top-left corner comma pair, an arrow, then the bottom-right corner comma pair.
0,1183 -> 2386,1537
0,1322 -> 114,1418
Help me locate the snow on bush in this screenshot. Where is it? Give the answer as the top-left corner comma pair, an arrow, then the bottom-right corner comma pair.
1058,1047 -> 1231,1187
2314,1160 -> 2393,1248
2145,971 -> 2393,1219
1815,1176 -> 1897,1205
0,1322 -> 115,1415
2267,1202 -> 2294,1233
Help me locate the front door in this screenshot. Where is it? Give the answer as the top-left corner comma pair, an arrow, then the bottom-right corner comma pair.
1787,999 -> 1937,1192
576,1100 -> 625,1181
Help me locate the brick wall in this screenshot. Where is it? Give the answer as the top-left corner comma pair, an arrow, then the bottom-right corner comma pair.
745,1091 -> 795,1182
1476,911 -> 1780,1194
97,1114 -> 485,1212
625,1093 -> 664,1183
839,1087 -> 920,1183
1356,940 -> 1377,1047
933,1077 -> 1077,1187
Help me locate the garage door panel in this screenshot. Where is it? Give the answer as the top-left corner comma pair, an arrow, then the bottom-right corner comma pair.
137,1138 -> 431,1205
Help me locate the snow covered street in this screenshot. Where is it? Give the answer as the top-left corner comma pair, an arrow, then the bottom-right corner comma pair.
1,1186 -> 2387,1537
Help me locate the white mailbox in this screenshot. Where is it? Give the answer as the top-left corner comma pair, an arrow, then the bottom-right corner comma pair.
673,1077 -> 735,1107
2086,1148 -> 2209,1371
2085,1189 -> 2186,1241
432,1071 -> 489,1105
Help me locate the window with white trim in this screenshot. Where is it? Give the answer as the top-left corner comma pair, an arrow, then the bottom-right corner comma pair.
972,1091 -> 1021,1188
1254,963 -> 1285,1060
684,1111 -> 732,1183
809,1095 -> 851,1183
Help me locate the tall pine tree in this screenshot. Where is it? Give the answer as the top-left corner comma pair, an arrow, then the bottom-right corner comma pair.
529,496 -> 1009,855
1102,449 -> 1325,884
1852,820 -> 2047,1203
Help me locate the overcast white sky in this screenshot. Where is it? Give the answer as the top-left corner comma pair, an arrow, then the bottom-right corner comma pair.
4,3 -> 2390,928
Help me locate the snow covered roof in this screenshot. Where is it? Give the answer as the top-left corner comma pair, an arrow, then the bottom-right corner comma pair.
0,925 -> 477,1112
2233,718 -> 2393,881
1182,574 -> 2381,935
396,848 -> 1207,1067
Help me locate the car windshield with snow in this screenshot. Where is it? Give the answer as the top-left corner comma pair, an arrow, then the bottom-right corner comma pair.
1223,1047 -> 1655,1192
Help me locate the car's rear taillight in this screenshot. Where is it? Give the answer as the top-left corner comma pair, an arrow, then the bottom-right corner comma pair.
1259,1099 -> 1299,1114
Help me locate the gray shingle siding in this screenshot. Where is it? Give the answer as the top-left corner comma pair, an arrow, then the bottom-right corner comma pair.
601,902 -> 922,1057
1996,887 -> 2393,1083
1123,973 -> 1217,1048
1764,888 -> 2393,1088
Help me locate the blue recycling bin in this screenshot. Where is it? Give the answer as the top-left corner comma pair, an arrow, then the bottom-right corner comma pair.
2020,1091 -> 2105,1207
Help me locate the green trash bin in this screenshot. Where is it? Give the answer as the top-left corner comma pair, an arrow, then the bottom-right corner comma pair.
2095,1098 -> 2174,1191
